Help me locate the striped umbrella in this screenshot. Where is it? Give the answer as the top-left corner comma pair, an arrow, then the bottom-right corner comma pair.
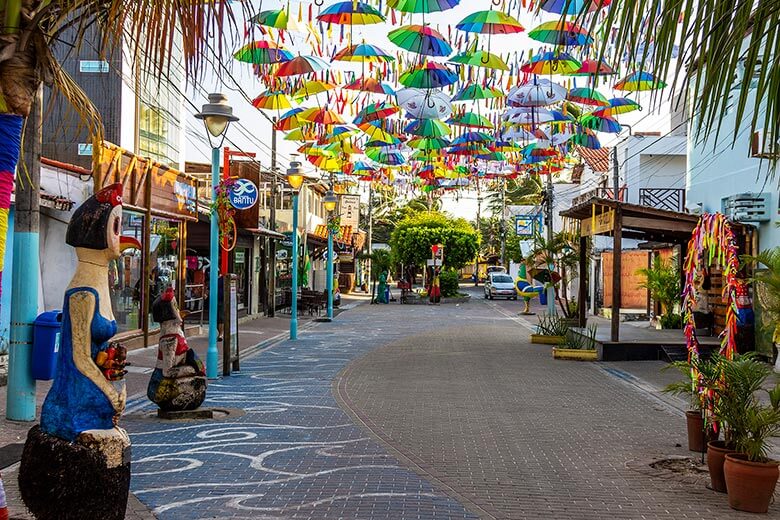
332,43 -> 394,63
344,78 -> 396,95
456,10 -> 524,35
388,25 -> 452,57
317,1 -> 385,25
250,9 -> 288,29
452,83 -> 505,102
233,41 -> 292,65
399,61 -> 458,89
275,55 -> 329,77
387,0 -> 460,13
251,91 -> 293,111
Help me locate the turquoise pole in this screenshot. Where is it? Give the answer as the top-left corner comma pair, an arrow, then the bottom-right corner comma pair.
6,228 -> 37,421
326,227 -> 334,319
290,193 -> 299,340
207,146 -> 220,379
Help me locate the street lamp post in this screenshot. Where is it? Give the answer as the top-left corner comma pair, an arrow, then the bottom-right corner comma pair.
195,93 -> 238,379
287,158 -> 304,340
323,190 -> 338,321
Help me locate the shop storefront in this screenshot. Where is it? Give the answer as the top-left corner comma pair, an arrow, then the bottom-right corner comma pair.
95,141 -> 198,345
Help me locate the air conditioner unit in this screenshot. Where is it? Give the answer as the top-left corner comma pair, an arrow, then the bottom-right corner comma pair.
722,193 -> 770,223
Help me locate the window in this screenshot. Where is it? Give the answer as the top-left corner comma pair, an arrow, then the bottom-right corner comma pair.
109,211 -> 145,334
79,60 -> 109,73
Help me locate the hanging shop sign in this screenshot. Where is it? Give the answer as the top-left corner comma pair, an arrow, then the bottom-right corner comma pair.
581,208 -> 615,236
339,194 -> 361,229
229,178 -> 259,210
515,214 -> 542,238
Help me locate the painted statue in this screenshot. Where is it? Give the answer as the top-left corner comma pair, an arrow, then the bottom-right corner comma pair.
516,259 -> 543,314
429,269 -> 441,304
376,270 -> 389,304
19,183 -> 138,520
147,287 -> 207,411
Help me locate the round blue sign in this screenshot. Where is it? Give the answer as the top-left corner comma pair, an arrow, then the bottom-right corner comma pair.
229,178 -> 259,210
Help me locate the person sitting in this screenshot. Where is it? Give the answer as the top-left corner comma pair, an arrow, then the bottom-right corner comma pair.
147,288 -> 207,412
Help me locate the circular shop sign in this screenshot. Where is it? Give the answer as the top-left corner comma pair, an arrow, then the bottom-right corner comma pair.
229,178 -> 259,210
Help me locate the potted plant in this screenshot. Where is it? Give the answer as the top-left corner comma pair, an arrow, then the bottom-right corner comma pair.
552,325 -> 598,361
636,256 -> 682,329
662,355 -> 722,453
715,355 -> 780,513
531,314 -> 569,344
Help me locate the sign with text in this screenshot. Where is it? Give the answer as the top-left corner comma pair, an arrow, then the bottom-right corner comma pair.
515,214 -> 542,237
581,209 -> 615,236
339,194 -> 361,228
229,178 -> 259,210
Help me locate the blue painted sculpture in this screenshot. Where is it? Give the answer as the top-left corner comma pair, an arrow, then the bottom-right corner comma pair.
19,183 -> 139,520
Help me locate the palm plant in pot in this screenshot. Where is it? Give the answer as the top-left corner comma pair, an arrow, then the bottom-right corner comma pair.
715,354 -> 780,512
662,355 -> 722,452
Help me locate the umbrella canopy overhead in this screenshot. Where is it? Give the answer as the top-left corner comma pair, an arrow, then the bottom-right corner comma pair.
527,21 -> 593,47
408,136 -> 451,150
396,88 -> 453,119
234,41 -> 292,65
404,118 -> 451,137
250,9 -> 288,29
614,71 -> 667,91
332,43 -> 394,62
292,80 -> 337,100
387,0 -> 461,13
388,25 -> 452,56
252,91 -> 292,110
300,106 -> 345,125
520,51 -> 581,75
449,49 -> 509,71
353,102 -> 400,124
539,0 -> 611,15
566,86 -> 609,106
317,1 -> 385,25
344,77 -> 396,95
455,10 -> 524,35
275,55 -> 330,77
447,111 -> 494,129
591,97 -> 641,116
507,79 -> 568,107
399,61 -> 458,89
580,114 -> 622,133
452,83 -> 505,102
569,58 -> 616,76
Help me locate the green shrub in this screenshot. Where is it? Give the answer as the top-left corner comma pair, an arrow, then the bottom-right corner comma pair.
559,325 -> 597,350
536,314 -> 569,336
439,269 -> 460,298
660,313 -> 683,329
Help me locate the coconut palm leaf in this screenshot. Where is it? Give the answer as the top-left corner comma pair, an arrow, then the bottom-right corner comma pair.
580,0 -> 780,169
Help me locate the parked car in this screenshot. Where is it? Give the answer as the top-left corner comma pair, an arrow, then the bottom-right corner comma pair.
484,273 -> 517,300
486,266 -> 506,275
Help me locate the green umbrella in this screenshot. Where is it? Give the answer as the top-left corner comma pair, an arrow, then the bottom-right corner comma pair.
452,83 -> 505,102
449,49 -> 509,71
387,0 -> 460,14
408,137 -> 452,150
388,25 -> 452,56
404,119 -> 451,137
250,9 -> 288,29
399,62 -> 458,89
233,41 -> 293,65
456,10 -> 524,35
447,111 -> 494,129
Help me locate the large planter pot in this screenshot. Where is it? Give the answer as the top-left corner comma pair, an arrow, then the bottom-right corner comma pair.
530,334 -> 564,345
552,347 -> 598,361
685,411 -> 718,453
707,441 -> 737,493
724,453 -> 779,513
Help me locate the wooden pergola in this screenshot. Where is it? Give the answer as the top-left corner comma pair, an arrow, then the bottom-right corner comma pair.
560,197 -> 702,342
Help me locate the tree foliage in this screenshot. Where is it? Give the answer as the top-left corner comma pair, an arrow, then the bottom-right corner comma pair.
390,212 -> 479,270
636,255 -> 680,316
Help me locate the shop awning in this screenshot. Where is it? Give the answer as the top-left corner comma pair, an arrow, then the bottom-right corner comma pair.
245,226 -> 286,240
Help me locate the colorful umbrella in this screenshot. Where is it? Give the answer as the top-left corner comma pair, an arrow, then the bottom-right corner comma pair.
388,25 -> 452,56
452,131 -> 494,145
570,130 -> 601,149
527,21 -> 593,47
520,52 -> 581,75
411,148 -> 443,160
404,119 -> 451,137
325,140 -> 363,155
540,0 -> 611,15
322,126 -> 360,143
292,80 -> 337,100
408,137 -> 452,150
579,114 -> 621,133
449,50 -> 509,71
449,143 -> 491,156
387,0 -> 460,13
308,154 -> 346,172
233,41 -> 292,65
452,83 -> 505,102
358,122 -> 400,144
300,106 -> 345,125
250,9 -> 288,29
591,97 -> 641,116
447,112 -> 494,129
353,102 -> 400,124
350,161 -> 377,174
507,79 -> 567,107
251,91 -> 293,111
399,62 -> 458,89
317,1 -> 385,25
285,127 -> 317,142
566,87 -> 609,106
477,151 -> 507,162
569,58 -> 616,76
366,148 -> 405,166
276,108 -> 305,131
344,77 -> 396,96
396,88 -> 453,119
614,71 -> 667,91
332,43 -> 394,62
501,125 -> 536,141
275,55 -> 329,77
455,10 -> 524,34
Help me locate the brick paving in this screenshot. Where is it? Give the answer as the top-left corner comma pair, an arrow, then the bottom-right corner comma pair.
336,292 -> 777,519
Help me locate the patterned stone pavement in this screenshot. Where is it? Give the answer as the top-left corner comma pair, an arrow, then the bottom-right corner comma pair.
123,301 -> 486,519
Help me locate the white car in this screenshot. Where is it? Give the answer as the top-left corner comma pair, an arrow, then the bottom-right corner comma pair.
484,273 -> 517,300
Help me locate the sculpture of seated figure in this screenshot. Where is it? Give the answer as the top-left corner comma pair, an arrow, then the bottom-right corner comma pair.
147,287 -> 207,412
19,183 -> 139,520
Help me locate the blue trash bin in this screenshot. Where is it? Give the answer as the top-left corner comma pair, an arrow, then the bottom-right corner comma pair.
538,288 -> 548,306
32,310 -> 63,380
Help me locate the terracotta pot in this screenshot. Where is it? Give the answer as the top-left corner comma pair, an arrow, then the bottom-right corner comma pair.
724,453 -> 779,513
685,411 -> 718,452
707,440 -> 737,493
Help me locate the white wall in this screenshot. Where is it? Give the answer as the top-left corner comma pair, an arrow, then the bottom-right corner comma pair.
620,135 -> 687,204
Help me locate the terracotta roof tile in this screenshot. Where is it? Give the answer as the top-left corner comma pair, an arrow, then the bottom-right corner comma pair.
575,146 -> 611,173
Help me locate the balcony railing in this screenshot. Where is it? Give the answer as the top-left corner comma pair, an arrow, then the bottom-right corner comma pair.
572,187 -> 627,207
639,188 -> 686,212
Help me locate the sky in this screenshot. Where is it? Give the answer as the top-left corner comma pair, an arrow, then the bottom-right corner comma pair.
185,0 -> 680,221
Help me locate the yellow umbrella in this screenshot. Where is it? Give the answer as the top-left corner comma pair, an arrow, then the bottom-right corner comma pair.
292,80 -> 337,101
251,91 -> 293,110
